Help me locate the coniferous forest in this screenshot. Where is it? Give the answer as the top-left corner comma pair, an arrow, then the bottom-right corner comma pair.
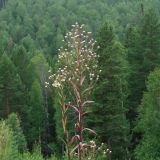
0,0 -> 160,160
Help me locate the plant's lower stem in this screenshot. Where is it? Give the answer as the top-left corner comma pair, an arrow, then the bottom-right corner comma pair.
78,104 -> 83,160
65,131 -> 70,160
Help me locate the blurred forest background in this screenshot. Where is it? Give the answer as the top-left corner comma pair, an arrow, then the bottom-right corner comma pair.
0,0 -> 160,159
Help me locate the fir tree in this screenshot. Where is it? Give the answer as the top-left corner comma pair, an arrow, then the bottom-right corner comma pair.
125,10 -> 160,156
7,113 -> 27,153
0,120 -> 19,160
135,68 -> 160,160
28,79 -> 45,147
11,45 -> 30,87
125,26 -> 142,110
28,53 -> 54,153
0,53 -> 25,118
126,9 -> 160,112
92,23 -> 130,160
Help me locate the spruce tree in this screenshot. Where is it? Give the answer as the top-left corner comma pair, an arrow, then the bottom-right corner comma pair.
125,26 -> 142,111
0,120 -> 19,160
125,10 -> 160,155
28,79 -> 45,147
136,9 -> 160,103
28,53 -> 54,153
141,9 -> 160,74
126,9 -> 160,112
135,68 -> 160,160
11,45 -> 31,140
0,53 -> 25,118
11,45 -> 30,87
92,23 -> 130,160
7,113 -> 27,153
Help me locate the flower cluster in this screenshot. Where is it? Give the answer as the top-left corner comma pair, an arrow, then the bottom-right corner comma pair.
48,22 -> 100,89
98,143 -> 112,155
46,66 -> 68,88
81,141 -> 111,160
89,140 -> 96,148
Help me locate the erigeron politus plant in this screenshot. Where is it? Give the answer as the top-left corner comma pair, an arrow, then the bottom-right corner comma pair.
46,22 -> 101,160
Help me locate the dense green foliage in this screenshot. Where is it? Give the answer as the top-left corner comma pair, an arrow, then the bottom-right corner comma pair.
0,120 -> 18,160
6,113 -> 27,153
0,0 -> 160,159
125,9 -> 160,158
0,53 -> 24,118
92,23 -> 130,160
126,9 -> 160,114
135,69 -> 160,160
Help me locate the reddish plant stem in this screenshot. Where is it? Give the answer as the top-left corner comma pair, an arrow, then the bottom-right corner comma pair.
77,36 -> 83,160
78,96 -> 83,160
60,91 -> 71,160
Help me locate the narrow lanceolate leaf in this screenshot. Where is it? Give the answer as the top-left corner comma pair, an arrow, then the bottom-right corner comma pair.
62,117 -> 67,131
70,80 -> 80,100
82,111 -> 91,117
82,100 -> 94,107
70,135 -> 80,145
80,76 -> 85,85
82,128 -> 97,135
68,104 -> 79,113
70,144 -> 79,155
60,137 -> 67,147
83,86 -> 93,94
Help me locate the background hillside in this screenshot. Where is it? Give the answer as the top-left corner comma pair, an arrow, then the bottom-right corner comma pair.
0,0 -> 160,160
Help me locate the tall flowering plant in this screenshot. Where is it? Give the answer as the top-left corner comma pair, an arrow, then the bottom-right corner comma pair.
46,23 -> 100,160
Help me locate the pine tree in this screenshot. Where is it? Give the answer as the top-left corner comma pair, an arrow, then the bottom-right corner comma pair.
11,45 -> 31,140
126,9 -> 160,112
0,53 -> 25,118
0,120 -> 19,160
125,26 -> 142,110
28,53 -> 54,153
92,23 -> 130,160
28,79 -> 45,147
125,10 -> 160,155
6,113 -> 27,153
28,53 -> 50,119
136,9 -> 160,102
135,68 -> 160,160
141,9 -> 160,74
11,45 -> 30,86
